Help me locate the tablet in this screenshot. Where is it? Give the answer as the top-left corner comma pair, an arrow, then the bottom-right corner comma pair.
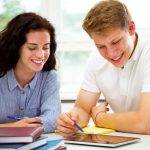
64,134 -> 140,147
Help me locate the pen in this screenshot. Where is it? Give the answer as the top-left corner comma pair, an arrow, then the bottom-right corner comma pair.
65,113 -> 84,132
7,115 -> 23,120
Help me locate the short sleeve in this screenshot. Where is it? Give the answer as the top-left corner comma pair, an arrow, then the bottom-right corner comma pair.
81,51 -> 105,93
142,51 -> 150,92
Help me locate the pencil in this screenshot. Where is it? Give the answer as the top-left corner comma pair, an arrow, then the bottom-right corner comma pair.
65,113 -> 84,132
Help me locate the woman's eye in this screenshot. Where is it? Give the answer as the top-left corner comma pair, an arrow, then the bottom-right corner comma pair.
27,45 -> 37,50
28,47 -> 36,50
43,47 -> 50,51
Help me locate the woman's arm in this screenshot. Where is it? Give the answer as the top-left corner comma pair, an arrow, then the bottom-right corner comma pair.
39,71 -> 61,133
0,117 -> 41,127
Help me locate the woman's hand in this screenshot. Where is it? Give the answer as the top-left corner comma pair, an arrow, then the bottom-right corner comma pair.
0,117 -> 42,128
11,117 -> 42,127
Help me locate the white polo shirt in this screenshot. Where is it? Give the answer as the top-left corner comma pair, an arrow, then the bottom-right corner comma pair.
81,36 -> 150,112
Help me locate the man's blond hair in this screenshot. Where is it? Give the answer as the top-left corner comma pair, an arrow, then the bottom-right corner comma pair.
82,0 -> 132,36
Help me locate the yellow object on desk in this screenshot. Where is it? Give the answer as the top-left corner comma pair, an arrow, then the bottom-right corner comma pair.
83,126 -> 115,134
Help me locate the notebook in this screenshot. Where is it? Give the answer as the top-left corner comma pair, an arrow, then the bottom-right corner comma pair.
83,126 -> 115,134
36,138 -> 65,150
0,136 -> 47,150
0,126 -> 44,143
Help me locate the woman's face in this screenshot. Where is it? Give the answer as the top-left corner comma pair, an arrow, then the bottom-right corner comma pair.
16,29 -> 50,74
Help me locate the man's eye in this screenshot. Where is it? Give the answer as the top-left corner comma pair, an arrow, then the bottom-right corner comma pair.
113,39 -> 120,45
98,46 -> 105,49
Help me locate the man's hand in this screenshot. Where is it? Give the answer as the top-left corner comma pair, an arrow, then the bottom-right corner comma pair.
57,111 -> 78,137
91,102 -> 109,125
57,107 -> 90,137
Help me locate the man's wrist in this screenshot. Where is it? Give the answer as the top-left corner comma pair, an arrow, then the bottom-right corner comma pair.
94,111 -> 104,126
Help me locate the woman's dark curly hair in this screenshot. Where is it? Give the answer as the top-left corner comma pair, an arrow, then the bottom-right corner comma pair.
0,12 -> 57,77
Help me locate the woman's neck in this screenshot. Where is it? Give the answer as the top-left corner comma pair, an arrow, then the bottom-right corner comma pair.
13,67 -> 35,88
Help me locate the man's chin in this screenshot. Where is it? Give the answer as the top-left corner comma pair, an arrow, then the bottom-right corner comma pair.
111,61 -> 124,68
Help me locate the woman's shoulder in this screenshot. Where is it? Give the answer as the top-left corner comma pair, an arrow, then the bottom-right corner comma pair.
40,69 -> 57,75
39,70 -> 59,89
39,70 -> 58,81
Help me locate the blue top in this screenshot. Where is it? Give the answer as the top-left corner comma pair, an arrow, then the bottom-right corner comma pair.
0,69 -> 61,133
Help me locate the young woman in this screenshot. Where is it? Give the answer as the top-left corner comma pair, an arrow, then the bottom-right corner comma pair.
0,12 -> 61,132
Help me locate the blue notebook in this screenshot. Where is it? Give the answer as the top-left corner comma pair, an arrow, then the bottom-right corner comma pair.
36,139 -> 64,150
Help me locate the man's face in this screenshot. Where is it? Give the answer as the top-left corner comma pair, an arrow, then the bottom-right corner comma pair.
91,27 -> 135,68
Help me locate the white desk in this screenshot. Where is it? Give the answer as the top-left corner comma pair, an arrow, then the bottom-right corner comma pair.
45,132 -> 150,150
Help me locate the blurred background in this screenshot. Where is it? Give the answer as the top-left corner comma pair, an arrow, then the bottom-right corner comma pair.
0,0 -> 150,101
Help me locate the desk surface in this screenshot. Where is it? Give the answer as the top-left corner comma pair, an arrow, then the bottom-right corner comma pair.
45,132 -> 150,150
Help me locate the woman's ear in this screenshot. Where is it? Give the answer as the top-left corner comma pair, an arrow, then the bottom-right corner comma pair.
128,21 -> 136,35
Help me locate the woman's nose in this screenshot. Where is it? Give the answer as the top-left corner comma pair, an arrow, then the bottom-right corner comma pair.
35,49 -> 44,58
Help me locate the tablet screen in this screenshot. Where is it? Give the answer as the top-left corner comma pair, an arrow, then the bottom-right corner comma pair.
65,134 -> 140,147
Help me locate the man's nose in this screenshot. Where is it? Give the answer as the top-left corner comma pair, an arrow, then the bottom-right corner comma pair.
107,46 -> 118,58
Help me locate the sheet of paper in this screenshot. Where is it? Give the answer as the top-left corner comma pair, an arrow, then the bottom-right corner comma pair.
83,126 -> 115,134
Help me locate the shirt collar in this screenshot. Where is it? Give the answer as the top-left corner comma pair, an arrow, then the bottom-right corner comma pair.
7,69 -> 18,91
29,72 -> 38,90
124,33 -> 140,68
7,69 -> 38,91
129,33 -> 139,62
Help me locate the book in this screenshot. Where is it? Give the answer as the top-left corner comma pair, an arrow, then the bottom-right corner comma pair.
55,145 -> 67,150
36,138 -> 66,150
83,126 -> 115,134
0,136 -> 47,150
0,126 -> 44,143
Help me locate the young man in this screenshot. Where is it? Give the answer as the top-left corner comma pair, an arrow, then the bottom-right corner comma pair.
57,0 -> 150,136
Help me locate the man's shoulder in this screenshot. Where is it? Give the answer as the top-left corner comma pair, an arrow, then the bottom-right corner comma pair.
138,36 -> 150,53
135,38 -> 150,64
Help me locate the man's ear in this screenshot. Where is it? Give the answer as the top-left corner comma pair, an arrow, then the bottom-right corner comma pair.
128,21 -> 136,35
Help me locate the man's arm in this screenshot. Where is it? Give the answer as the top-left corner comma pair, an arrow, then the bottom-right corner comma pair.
92,92 -> 150,134
57,89 -> 100,136
74,89 -> 100,126
76,89 -> 100,113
